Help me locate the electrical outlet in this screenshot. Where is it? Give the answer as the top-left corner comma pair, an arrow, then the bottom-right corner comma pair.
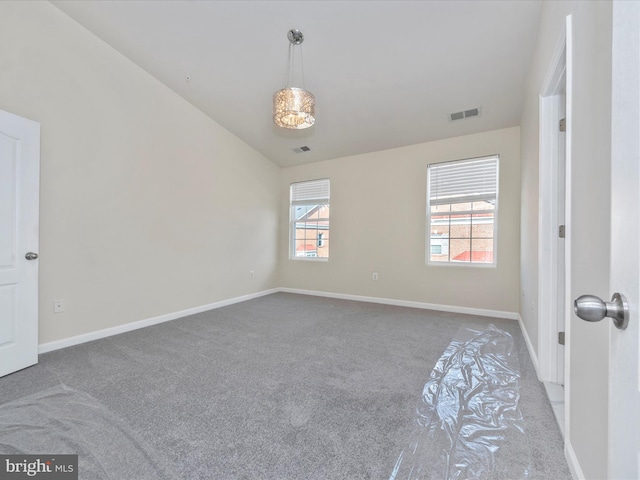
53,299 -> 65,314
250,271 -> 255,279
372,272 -> 379,281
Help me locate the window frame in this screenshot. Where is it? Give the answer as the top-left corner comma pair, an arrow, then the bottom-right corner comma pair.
426,155 -> 499,267
289,178 -> 330,261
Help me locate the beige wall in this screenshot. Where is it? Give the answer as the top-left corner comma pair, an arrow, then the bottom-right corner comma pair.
520,1 -> 612,478
0,1 -> 280,345
278,127 -> 521,314
8,5 -> 611,474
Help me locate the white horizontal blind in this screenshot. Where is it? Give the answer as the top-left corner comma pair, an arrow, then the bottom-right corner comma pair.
428,156 -> 498,205
291,178 -> 330,205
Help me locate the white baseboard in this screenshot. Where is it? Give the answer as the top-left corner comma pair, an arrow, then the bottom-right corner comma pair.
565,439 -> 585,480
38,287 -> 519,354
279,287 -> 519,320
517,313 -> 540,379
38,288 -> 279,354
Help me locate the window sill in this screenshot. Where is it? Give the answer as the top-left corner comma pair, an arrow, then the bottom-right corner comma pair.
426,261 -> 497,268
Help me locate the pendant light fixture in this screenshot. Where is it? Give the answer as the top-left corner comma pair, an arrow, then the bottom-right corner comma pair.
273,29 -> 315,129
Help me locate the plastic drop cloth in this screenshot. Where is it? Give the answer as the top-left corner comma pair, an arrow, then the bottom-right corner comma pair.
390,324 -> 532,480
0,385 -> 177,479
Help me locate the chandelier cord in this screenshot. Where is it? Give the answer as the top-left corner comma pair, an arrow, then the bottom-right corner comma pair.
285,42 -> 306,90
299,45 -> 306,90
286,42 -> 292,88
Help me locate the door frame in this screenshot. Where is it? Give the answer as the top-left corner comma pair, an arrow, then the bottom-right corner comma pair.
538,15 -> 573,389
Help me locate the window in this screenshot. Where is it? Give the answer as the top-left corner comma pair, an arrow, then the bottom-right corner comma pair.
426,155 -> 499,266
290,179 -> 330,260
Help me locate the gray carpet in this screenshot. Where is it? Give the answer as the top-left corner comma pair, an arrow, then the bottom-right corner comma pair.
0,293 -> 571,479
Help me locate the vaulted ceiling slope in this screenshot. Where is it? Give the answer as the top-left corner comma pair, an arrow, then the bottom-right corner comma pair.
51,0 -> 542,167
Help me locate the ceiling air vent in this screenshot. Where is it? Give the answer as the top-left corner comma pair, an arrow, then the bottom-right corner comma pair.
449,107 -> 481,122
292,145 -> 311,153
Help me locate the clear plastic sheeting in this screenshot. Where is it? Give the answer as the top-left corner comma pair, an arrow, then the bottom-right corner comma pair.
390,325 -> 532,480
0,385 -> 178,479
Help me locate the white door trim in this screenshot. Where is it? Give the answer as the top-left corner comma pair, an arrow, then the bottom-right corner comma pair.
538,15 -> 572,387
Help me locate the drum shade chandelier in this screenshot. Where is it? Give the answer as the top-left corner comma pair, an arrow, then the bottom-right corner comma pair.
273,29 -> 315,129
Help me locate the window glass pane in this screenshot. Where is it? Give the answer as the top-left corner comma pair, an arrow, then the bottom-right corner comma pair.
294,205 -> 311,220
431,214 -> 450,223
450,223 -> 470,239
318,231 -> 328,244
449,238 -> 471,262
451,202 -> 473,212
431,204 -> 451,214
317,231 -> 329,257
472,201 -> 495,211
450,214 -> 471,238
303,221 -> 319,231
471,239 -> 494,263
316,205 -> 330,219
295,239 -> 317,257
430,224 -> 450,238
306,230 -> 319,245
472,214 -> 495,238
429,233 -> 450,262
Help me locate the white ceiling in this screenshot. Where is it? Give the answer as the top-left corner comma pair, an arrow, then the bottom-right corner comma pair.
51,0 -> 542,168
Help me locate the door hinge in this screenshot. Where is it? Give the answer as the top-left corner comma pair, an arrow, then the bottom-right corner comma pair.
559,118 -> 566,132
559,225 -> 565,238
558,331 -> 565,345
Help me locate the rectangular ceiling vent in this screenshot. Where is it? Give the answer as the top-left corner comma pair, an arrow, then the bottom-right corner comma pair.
293,145 -> 311,153
449,107 -> 481,122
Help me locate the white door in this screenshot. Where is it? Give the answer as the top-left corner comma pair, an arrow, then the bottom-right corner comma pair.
608,1 -> 639,477
0,110 -> 40,377
573,5 -> 639,475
